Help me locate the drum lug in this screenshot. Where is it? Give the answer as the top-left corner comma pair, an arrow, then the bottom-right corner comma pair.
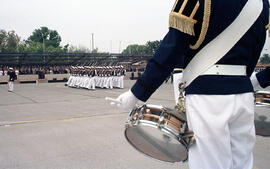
138,105 -> 145,119
180,122 -> 186,133
159,111 -> 165,122
188,136 -> 196,148
158,111 -> 165,127
182,132 -> 196,148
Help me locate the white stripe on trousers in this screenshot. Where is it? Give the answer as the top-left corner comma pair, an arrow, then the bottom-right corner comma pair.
186,93 -> 255,169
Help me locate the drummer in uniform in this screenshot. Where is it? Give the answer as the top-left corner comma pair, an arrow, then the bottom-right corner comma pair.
109,0 -> 270,169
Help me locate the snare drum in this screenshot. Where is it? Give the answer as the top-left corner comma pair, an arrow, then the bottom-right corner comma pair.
124,104 -> 194,163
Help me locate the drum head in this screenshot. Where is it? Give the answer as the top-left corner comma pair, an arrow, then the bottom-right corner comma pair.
125,125 -> 188,163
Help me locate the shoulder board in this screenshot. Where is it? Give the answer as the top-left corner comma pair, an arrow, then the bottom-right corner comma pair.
169,0 -> 200,36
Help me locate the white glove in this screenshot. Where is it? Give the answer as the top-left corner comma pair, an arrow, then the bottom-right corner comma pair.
112,90 -> 138,111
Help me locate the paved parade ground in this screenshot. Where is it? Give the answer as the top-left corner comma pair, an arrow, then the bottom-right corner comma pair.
0,80 -> 269,169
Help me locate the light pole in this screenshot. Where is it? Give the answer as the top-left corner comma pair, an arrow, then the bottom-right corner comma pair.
119,41 -> 122,53
40,32 -> 45,52
91,33 -> 94,52
40,32 -> 46,64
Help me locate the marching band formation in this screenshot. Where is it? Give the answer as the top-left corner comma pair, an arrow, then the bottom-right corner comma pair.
66,65 -> 126,89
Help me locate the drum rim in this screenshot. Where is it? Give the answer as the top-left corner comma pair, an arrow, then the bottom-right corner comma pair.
125,103 -> 190,162
126,121 -> 189,147
124,125 -> 188,163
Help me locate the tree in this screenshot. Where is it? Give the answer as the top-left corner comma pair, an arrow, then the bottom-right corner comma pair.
47,30 -> 61,48
122,40 -> 162,55
122,44 -> 147,55
260,54 -> 270,64
23,41 -> 44,52
0,29 -> 20,52
18,41 -> 68,53
145,40 -> 162,54
27,27 -> 62,51
0,30 -> 7,51
6,31 -> 21,52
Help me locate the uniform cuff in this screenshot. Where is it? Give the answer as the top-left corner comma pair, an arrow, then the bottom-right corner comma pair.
131,80 -> 153,102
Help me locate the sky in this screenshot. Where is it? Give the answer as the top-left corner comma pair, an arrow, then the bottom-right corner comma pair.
0,0 -> 175,53
0,0 -> 269,54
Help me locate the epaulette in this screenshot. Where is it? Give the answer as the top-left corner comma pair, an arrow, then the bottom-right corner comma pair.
169,0 -> 211,50
169,0 -> 200,36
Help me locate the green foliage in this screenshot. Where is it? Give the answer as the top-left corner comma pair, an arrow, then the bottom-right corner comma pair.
18,41 -> 68,53
122,40 -> 162,55
63,44 -> 69,53
23,41 -> 43,52
260,54 -> 270,64
27,27 -> 62,51
0,29 -> 20,52
122,44 -> 147,55
47,30 -> 62,48
145,40 -> 162,54
0,27 -> 68,54
45,46 -> 65,53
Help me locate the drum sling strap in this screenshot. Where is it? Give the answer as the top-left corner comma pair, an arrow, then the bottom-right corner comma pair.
176,0 -> 263,113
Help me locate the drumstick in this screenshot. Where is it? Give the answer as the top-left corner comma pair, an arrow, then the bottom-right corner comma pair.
105,97 -> 121,103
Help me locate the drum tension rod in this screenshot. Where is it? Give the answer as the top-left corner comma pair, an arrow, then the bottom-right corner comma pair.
158,111 -> 165,127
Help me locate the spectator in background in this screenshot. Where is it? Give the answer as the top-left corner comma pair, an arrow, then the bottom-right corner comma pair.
0,66 -> 3,76
7,67 -> 16,92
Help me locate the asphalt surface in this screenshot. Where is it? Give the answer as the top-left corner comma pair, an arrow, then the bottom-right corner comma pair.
0,80 -> 269,169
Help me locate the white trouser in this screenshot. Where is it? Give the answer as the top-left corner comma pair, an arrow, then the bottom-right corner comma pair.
8,81 -> 14,91
186,93 -> 255,169
119,76 -> 124,88
173,73 -> 183,104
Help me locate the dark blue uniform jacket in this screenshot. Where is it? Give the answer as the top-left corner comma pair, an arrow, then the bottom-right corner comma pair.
131,0 -> 270,102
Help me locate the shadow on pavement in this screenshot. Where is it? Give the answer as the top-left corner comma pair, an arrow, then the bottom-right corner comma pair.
255,115 -> 270,137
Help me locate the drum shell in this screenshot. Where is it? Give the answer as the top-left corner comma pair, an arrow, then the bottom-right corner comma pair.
125,104 -> 191,163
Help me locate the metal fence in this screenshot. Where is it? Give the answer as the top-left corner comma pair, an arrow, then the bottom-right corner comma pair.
0,52 -> 152,66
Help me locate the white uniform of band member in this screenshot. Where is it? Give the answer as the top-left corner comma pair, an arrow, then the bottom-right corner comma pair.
66,66 -> 125,89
